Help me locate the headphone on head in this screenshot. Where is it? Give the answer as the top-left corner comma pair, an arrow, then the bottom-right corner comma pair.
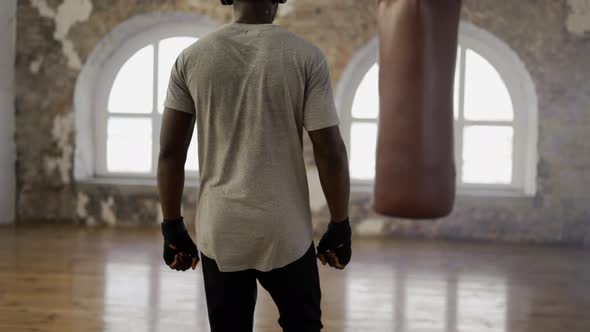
221,0 -> 287,5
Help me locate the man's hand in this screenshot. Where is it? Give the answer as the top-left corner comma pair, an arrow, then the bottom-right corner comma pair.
317,218 -> 352,270
162,217 -> 200,271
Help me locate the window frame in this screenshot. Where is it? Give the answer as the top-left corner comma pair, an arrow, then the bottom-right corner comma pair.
75,13 -> 220,183
335,22 -> 538,196
95,31 -> 200,179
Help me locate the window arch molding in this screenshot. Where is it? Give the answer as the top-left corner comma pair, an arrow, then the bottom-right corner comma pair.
335,22 -> 538,196
75,12 -> 221,182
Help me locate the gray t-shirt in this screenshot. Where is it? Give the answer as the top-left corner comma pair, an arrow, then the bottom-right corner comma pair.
164,23 -> 339,272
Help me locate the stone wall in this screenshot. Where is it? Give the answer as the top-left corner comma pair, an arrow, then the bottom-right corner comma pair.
0,0 -> 17,224
14,0 -> 590,245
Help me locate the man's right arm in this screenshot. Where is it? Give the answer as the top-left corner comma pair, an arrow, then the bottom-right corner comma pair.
303,49 -> 352,269
308,126 -> 350,223
309,126 -> 351,269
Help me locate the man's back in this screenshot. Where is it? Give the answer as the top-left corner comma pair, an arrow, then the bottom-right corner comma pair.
164,23 -> 339,272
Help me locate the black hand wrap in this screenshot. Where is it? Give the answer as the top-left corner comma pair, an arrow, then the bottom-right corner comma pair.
317,218 -> 352,266
161,217 -> 199,265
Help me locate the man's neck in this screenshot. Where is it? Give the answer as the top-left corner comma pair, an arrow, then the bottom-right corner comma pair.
233,6 -> 274,24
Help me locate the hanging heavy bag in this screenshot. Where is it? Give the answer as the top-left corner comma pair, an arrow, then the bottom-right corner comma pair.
374,0 -> 461,219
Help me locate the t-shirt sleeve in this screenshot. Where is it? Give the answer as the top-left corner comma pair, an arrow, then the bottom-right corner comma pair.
303,52 -> 340,131
164,52 -> 196,115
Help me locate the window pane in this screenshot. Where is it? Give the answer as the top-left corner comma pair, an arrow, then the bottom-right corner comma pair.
108,44 -> 154,114
107,118 -> 152,173
158,37 -> 198,113
352,64 -> 379,119
185,133 -> 199,172
350,122 -> 377,180
462,126 -> 513,184
464,49 -> 514,121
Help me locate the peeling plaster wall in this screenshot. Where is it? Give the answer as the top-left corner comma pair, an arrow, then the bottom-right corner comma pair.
567,0 -> 590,36
30,0 -> 93,69
0,0 -> 17,224
14,0 -> 590,246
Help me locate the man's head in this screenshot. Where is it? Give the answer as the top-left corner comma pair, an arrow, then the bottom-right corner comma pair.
223,0 -> 287,24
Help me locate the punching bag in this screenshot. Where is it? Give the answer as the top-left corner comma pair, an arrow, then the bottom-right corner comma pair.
373,0 -> 461,219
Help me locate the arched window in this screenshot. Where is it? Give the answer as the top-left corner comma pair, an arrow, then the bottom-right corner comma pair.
336,23 -> 538,196
75,13 -> 219,182
97,36 -> 199,176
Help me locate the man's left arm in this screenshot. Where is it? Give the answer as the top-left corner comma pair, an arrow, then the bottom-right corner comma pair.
158,107 -> 194,220
157,107 -> 198,271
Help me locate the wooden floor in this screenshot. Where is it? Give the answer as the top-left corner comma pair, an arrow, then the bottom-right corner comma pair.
0,225 -> 589,332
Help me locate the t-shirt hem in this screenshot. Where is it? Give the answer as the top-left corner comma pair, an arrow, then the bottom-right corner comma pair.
163,101 -> 195,115
305,120 -> 340,132
200,239 -> 314,273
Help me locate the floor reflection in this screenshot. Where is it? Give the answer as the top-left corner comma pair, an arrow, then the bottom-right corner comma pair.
103,262 -> 210,332
341,266 -> 508,332
457,276 -> 507,332
345,264 -> 395,331
406,276 -> 448,331
8,227 -> 585,332
100,249 -> 511,332
104,263 -> 151,332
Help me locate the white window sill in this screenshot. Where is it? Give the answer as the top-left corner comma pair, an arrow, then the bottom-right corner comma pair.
351,182 -> 375,194
77,177 -> 199,188
456,187 -> 534,198
351,181 -> 535,198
